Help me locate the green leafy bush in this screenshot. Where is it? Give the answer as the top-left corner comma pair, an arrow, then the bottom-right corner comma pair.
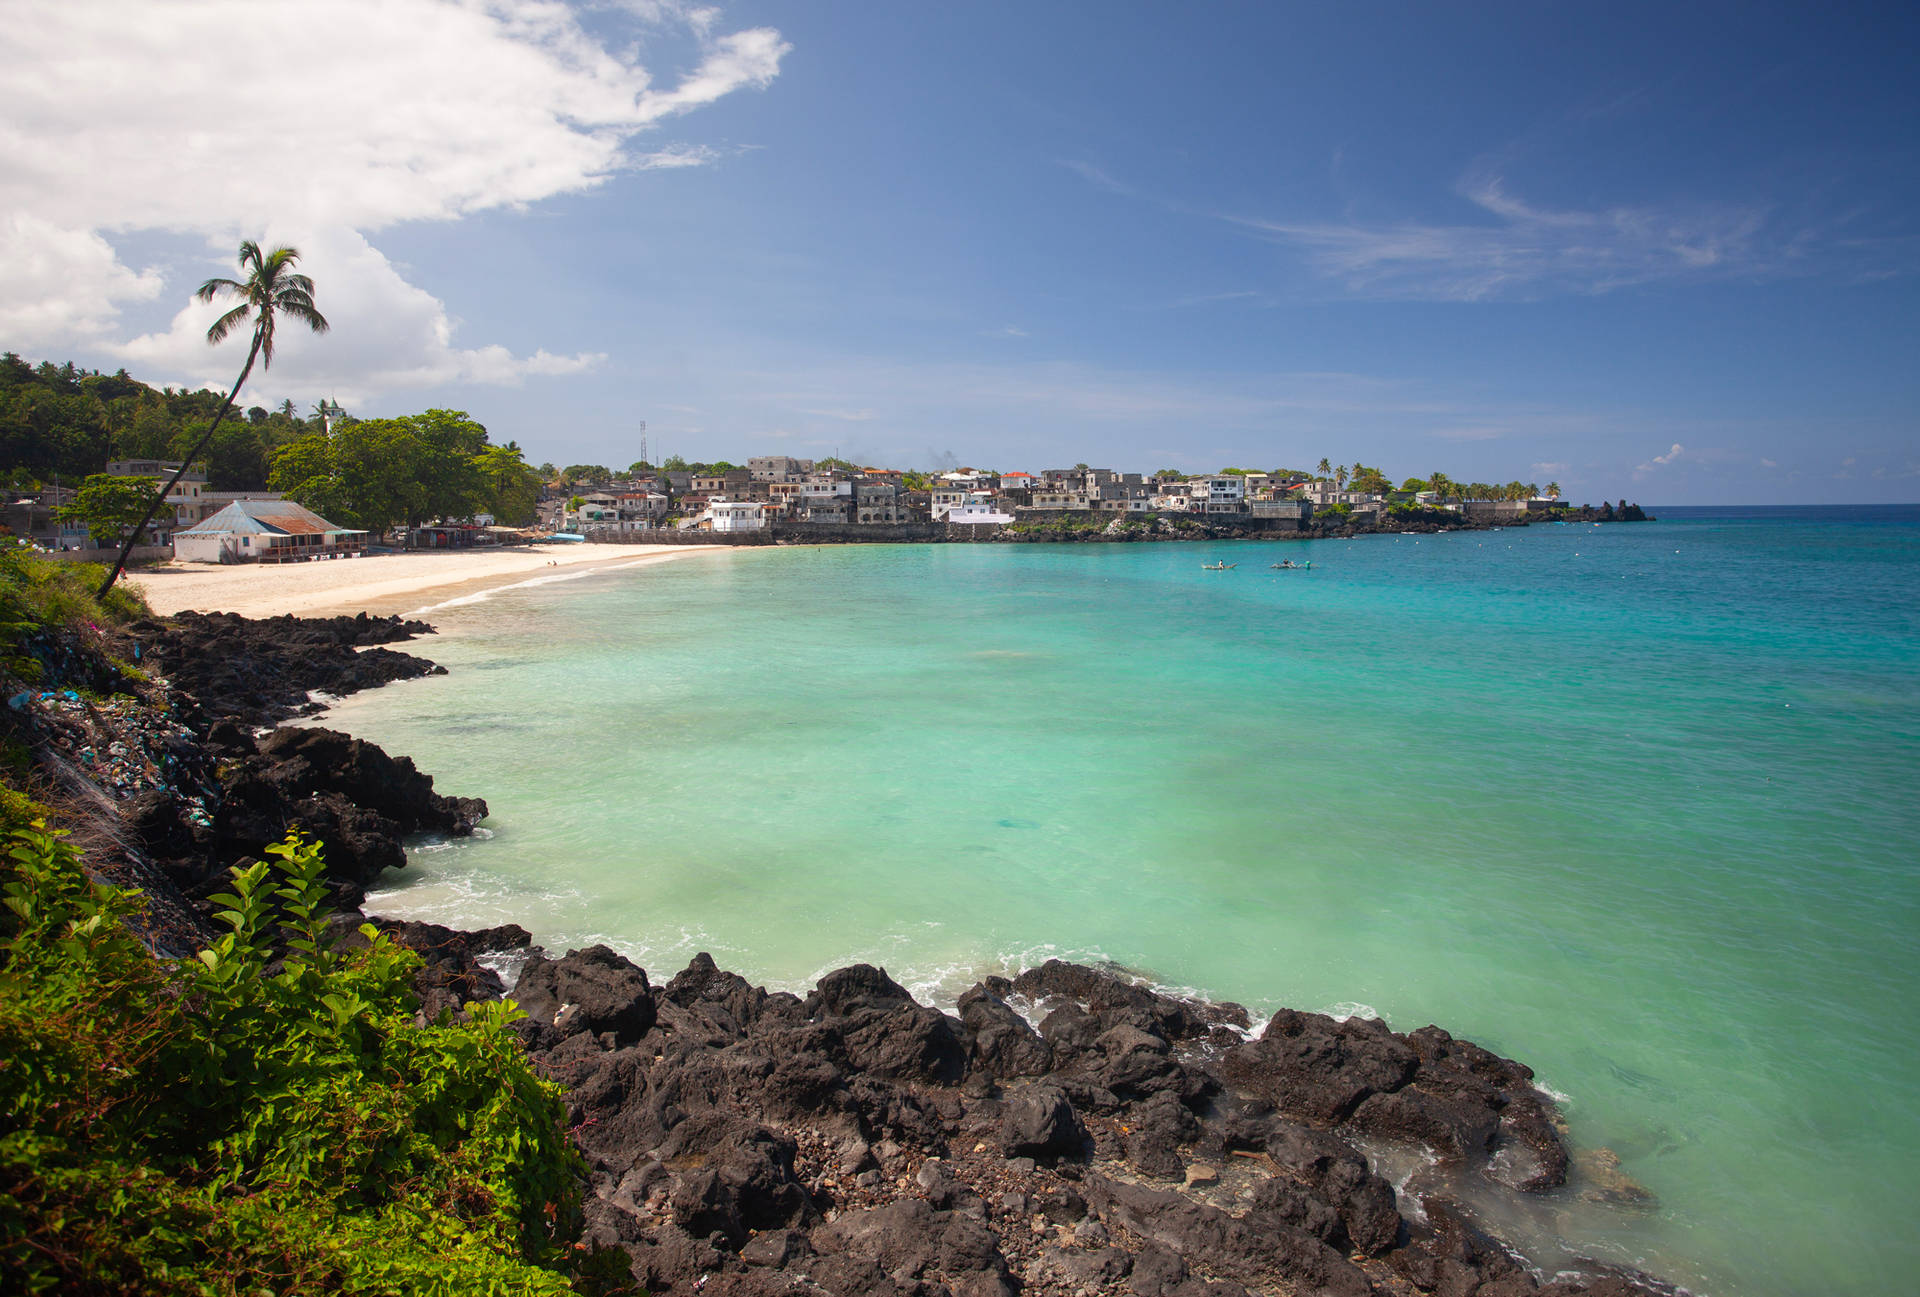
0,823 -> 608,1295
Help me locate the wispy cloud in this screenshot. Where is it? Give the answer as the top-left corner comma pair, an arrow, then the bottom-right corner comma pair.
982,324 -> 1029,339
1228,175 -> 1782,301
1061,160 -> 1135,197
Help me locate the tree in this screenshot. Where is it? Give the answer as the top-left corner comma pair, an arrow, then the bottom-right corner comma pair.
661,455 -> 689,471
97,241 -> 327,595
1545,481 -> 1561,500
1317,457 -> 1332,482
1348,464 -> 1392,495
58,474 -> 161,544
1399,477 -> 1428,494
476,441 -> 541,525
1335,464 -> 1349,490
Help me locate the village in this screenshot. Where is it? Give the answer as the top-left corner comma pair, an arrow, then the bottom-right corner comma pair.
4,453 -> 1591,564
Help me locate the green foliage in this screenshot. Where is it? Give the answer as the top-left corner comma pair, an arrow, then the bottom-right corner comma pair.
0,544 -> 150,657
0,352 -> 312,491
272,411 -> 534,533
0,824 -> 609,1295
56,474 -> 163,544
1313,503 -> 1353,521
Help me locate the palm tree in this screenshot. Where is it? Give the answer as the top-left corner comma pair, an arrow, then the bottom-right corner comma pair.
1336,464 -> 1349,491
1545,481 -> 1561,500
97,241 -> 329,596
1317,457 -> 1332,483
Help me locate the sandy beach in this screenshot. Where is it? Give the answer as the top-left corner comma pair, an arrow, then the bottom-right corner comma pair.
126,543 -> 718,620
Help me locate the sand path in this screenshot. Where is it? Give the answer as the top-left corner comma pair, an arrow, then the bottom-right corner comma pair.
126,543 -> 717,619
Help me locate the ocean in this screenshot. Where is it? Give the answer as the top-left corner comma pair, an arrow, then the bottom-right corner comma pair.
320,505 -> 1920,1297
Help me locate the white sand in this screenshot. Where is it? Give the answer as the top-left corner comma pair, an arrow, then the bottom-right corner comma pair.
126,543 -> 717,619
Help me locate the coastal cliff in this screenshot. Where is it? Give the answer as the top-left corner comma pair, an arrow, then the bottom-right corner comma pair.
4,605 -> 1683,1297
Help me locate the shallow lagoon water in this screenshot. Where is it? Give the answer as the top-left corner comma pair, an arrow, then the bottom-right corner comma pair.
331,506 -> 1920,1297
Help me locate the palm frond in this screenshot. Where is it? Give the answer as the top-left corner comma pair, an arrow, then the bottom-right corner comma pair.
206,303 -> 254,345
278,302 -> 332,335
196,276 -> 245,304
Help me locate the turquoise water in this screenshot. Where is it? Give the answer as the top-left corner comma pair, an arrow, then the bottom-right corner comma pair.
327,507 -> 1920,1297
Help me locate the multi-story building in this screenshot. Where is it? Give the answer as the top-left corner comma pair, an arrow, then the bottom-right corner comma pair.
748,456 -> 815,483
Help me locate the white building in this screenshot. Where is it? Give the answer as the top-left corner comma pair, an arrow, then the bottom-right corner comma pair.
171,499 -> 366,563
710,500 -> 766,532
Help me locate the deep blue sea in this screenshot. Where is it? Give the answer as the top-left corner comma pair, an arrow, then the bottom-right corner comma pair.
321,504 -> 1920,1297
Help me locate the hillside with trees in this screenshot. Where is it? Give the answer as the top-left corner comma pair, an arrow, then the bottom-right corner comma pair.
0,355 -> 543,531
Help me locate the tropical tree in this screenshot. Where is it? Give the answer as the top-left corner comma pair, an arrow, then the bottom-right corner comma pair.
58,475 -> 161,544
1335,464 -> 1349,490
97,241 -> 327,595
1317,457 -> 1332,482
1545,481 -> 1561,500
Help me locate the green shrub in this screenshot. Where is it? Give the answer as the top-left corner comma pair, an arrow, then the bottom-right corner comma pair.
0,823 -> 610,1295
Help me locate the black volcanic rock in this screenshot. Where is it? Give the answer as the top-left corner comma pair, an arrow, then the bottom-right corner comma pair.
489,954 -> 1675,1297
514,944 -> 657,1045
998,1084 -> 1087,1161
132,610 -> 444,727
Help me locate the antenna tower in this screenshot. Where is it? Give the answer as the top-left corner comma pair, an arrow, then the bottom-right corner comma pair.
638,420 -> 648,469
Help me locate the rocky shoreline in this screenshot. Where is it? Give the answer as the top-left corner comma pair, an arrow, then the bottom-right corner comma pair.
7,610 -> 1683,1297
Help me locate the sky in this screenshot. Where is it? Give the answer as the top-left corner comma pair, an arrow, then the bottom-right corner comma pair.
3,1 -> 1917,504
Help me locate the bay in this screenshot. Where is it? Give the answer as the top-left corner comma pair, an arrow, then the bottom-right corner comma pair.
324,505 -> 1920,1297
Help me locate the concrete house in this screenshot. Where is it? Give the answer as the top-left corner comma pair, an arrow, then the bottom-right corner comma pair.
171,499 -> 367,564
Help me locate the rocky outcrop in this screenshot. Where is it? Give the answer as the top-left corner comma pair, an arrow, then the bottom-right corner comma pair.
509,948 -> 1679,1297
130,610 -> 444,726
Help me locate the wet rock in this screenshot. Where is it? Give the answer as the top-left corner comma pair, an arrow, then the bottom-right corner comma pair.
957,983 -> 1054,1078
369,918 -> 530,1014
131,610 -> 443,728
1219,1008 -> 1416,1123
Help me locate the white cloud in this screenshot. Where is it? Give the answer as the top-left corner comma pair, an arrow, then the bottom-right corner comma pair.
0,213 -> 164,346
0,0 -> 786,393
117,227 -> 604,406
1633,442 -> 1689,478
1530,461 -> 1570,474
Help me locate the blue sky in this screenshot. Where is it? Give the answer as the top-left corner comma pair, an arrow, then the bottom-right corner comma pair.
3,1 -> 1916,502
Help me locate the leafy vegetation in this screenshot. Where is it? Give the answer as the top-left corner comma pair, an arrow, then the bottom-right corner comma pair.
0,543 -> 149,685
0,353 -> 306,491
56,475 -> 164,545
270,410 -> 541,533
0,816 -> 611,1295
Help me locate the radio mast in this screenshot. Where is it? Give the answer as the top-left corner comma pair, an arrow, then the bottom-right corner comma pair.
638,420 -> 648,469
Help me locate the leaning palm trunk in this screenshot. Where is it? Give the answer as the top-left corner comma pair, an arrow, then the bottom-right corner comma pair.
94,240 -> 325,600
95,335 -> 261,598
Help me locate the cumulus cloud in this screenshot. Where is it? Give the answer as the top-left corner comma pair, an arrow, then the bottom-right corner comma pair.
0,0 -> 787,391
1633,442 -> 1688,478
0,213 -> 165,345
116,228 -> 605,405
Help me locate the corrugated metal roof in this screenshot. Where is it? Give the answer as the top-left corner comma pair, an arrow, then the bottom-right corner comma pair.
174,499 -> 355,538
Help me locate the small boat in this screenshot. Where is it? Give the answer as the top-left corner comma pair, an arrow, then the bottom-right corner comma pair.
1269,560 -> 1312,570
1201,561 -> 1236,570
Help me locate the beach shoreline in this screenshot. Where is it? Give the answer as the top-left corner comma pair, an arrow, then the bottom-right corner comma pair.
123,542 -> 720,620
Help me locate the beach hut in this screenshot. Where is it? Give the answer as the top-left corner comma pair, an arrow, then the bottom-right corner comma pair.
171,499 -> 368,564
